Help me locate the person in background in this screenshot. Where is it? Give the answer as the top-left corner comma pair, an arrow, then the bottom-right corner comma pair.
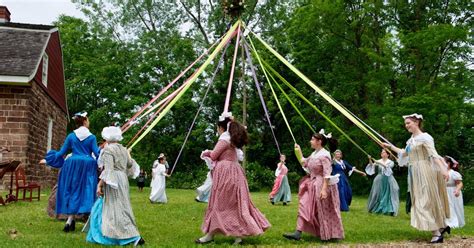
365,149 -> 400,216
443,156 -> 464,232
269,154 -> 291,205
331,149 -> 366,211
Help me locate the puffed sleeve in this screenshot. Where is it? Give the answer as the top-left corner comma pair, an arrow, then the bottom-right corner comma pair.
99,150 -> 119,189
365,162 -> 376,176
382,160 -> 394,176
421,134 -> 448,173
321,156 -> 332,177
127,158 -> 140,179
451,171 -> 462,181
45,134 -> 72,168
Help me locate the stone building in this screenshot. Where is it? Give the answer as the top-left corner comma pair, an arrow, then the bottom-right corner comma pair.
0,6 -> 68,188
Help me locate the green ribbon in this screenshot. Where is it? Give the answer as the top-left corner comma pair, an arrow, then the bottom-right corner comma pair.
251,32 -> 384,148
261,59 -> 371,157
248,35 -> 296,143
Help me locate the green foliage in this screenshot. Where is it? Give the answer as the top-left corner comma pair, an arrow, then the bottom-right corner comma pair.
245,161 -> 274,191
55,1 -> 472,201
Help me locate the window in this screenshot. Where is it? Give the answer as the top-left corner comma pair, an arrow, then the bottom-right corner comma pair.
47,118 -> 53,151
42,53 -> 48,87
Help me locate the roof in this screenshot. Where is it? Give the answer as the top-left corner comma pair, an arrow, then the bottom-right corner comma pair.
0,22 -> 55,79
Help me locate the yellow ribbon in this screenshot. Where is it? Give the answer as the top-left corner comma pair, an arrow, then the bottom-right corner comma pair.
261,59 -> 371,157
129,21 -> 241,148
251,32 -> 384,148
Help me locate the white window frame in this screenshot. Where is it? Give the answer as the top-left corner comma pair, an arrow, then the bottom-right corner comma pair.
47,117 -> 53,151
42,53 -> 48,87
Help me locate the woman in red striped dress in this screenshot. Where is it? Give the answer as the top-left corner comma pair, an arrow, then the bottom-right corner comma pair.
196,115 -> 270,245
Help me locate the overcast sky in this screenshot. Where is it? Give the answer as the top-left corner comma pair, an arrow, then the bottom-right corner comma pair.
0,0 -> 84,25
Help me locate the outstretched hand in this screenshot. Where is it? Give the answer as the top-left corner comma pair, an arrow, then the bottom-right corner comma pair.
381,143 -> 391,149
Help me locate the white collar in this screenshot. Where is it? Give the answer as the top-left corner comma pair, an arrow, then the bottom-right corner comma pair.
311,148 -> 331,160
218,131 -> 231,142
73,126 -> 92,141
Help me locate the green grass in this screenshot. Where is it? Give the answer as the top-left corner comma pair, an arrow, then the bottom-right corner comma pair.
1,188 -> 473,247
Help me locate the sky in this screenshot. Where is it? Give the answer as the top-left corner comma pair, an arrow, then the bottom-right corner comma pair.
0,0 -> 84,25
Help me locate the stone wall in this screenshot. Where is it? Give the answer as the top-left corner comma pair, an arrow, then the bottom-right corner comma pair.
0,82 -> 67,190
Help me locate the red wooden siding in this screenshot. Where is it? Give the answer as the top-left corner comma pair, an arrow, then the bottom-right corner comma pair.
33,31 -> 67,114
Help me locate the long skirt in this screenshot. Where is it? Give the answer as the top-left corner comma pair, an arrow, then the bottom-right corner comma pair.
367,174 -> 400,216
271,175 -> 291,204
297,175 -> 344,240
86,198 -> 140,245
201,160 -> 270,236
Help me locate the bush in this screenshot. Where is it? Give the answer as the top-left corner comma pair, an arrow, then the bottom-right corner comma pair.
461,167 -> 474,204
244,162 -> 274,191
167,168 -> 209,189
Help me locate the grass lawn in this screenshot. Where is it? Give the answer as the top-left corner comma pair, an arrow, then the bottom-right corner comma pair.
1,188 -> 473,247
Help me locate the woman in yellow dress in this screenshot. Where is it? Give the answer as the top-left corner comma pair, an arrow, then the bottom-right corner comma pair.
383,113 -> 449,243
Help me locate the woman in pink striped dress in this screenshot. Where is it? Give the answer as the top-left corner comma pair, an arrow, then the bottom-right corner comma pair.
196,116 -> 270,245
284,132 -> 344,241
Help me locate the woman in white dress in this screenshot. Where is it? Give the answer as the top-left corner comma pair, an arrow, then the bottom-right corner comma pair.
443,156 -> 464,232
149,154 -> 169,203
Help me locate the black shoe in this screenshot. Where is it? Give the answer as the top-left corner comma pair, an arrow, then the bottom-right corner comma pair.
283,202 -> 287,206
430,236 -> 443,243
283,232 -> 301,241
441,226 -> 451,235
70,220 -> 76,232
136,238 -> 145,246
271,201 -> 275,205
63,223 -> 71,232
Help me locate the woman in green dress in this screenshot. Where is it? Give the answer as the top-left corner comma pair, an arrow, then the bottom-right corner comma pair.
366,149 -> 399,216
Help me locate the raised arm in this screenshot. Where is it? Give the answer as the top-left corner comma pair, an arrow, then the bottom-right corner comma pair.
382,142 -> 404,155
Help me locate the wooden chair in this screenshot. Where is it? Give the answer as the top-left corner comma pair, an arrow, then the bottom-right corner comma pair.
15,165 -> 40,201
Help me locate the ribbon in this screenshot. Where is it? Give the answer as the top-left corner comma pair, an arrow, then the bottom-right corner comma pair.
261,58 -> 371,156
169,40 -> 231,175
223,23 -> 242,113
251,32 -> 384,147
247,36 -> 296,143
121,36 -> 223,132
242,38 -> 281,154
129,21 -> 241,149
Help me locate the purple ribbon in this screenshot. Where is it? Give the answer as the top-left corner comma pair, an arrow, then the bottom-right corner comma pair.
242,38 -> 281,155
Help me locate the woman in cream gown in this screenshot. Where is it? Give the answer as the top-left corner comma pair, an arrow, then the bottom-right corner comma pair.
384,113 -> 449,243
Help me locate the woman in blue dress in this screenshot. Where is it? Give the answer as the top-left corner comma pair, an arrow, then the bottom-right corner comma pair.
332,149 -> 366,211
45,112 -> 100,232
